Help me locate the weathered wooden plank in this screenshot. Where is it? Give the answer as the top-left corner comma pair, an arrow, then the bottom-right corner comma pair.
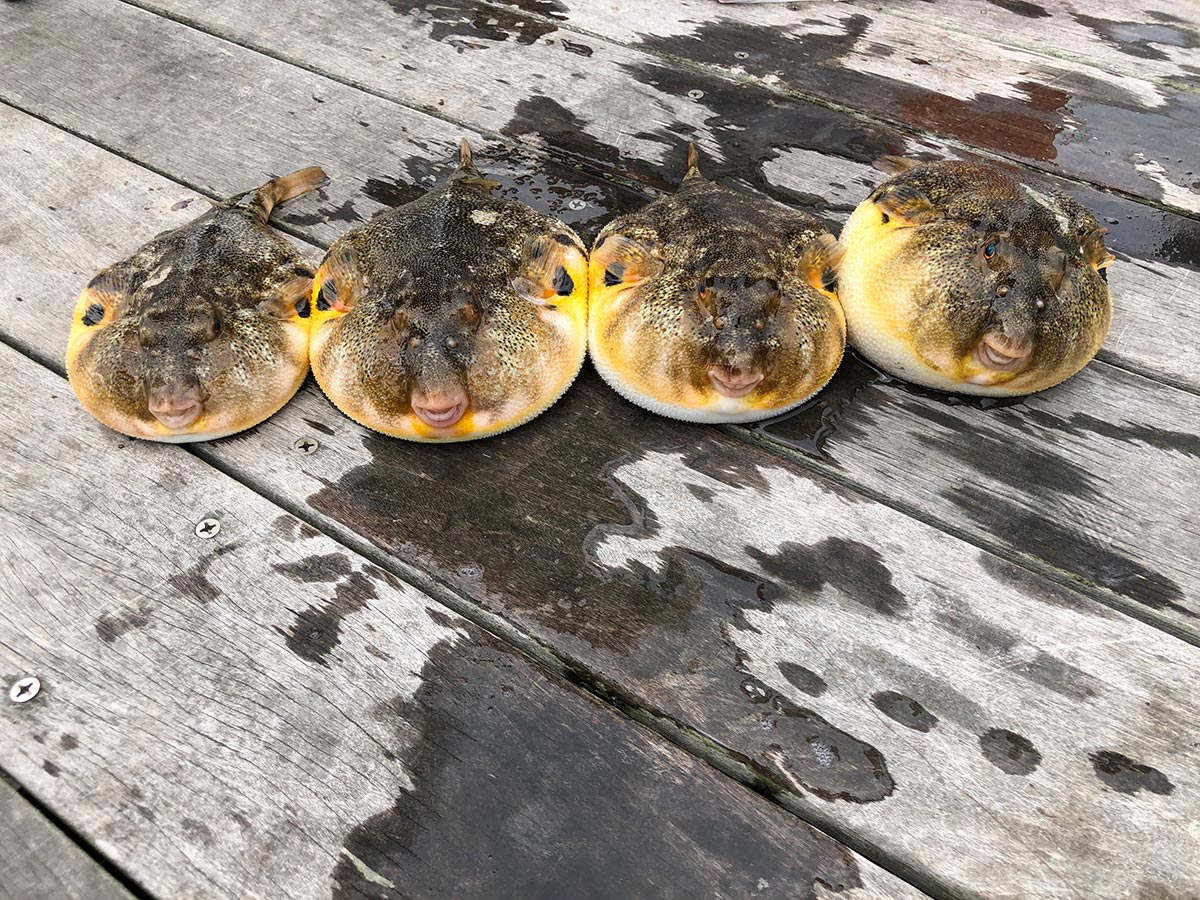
100,0 -> 1200,392
202,364 -> 1200,900
0,7 -> 1197,632
472,0 -> 1200,215
0,779 -> 134,900
4,82 -> 1200,900
0,341 -> 920,900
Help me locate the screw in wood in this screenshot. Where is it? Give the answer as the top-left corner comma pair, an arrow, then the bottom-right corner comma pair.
194,517 -> 221,539
9,676 -> 40,704
687,89 -> 704,100
734,51 -> 749,60
292,436 -> 320,455
567,198 -> 586,211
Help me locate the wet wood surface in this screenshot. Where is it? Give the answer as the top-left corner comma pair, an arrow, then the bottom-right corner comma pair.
1,9 -> 1196,632
0,780 -> 133,900
3,1 -> 1200,899
0,342 -> 918,900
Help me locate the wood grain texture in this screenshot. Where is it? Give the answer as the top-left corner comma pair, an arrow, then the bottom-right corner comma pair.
0,18 -> 1196,631
0,342 -> 919,900
200,364 -> 1200,900
102,0 -> 1200,391
481,0 -> 1200,214
0,780 -> 134,900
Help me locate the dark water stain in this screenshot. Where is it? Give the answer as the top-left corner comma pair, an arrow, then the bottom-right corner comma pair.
42,760 -> 61,777
360,176 -> 425,211
935,597 -> 1100,701
1073,14 -> 1198,61
778,662 -> 828,697
748,538 -> 909,618
284,197 -> 362,227
95,602 -> 152,643
274,552 -> 355,584
980,728 -> 1043,775
1090,750 -> 1174,795
1021,408 -> 1200,459
271,514 -> 320,542
60,734 -> 79,750
685,482 -> 715,503
871,691 -> 938,732
334,637 -> 867,898
166,543 -> 239,605
986,0 -> 1050,18
977,552 -> 1099,617
303,417 -> 336,437
182,817 -> 216,847
306,373 -> 891,804
277,570 -> 377,667
949,486 -> 1189,615
382,0 -> 559,45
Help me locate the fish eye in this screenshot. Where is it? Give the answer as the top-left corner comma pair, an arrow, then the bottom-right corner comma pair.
82,304 -> 105,326
317,279 -> 338,311
212,315 -> 222,337
983,240 -> 998,260
460,298 -> 482,328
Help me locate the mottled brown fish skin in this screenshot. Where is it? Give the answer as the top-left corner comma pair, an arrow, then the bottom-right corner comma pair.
588,154 -> 845,423
308,143 -> 588,442
838,159 -> 1113,396
66,169 -> 322,442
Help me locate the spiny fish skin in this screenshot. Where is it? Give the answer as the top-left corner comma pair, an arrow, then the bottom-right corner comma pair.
308,141 -> 588,442
587,146 -> 845,424
66,167 -> 325,442
838,158 -> 1113,397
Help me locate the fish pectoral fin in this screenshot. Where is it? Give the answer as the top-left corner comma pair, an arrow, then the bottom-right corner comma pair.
258,274 -> 316,320
313,242 -> 360,315
1081,226 -> 1115,272
591,234 -> 664,289
513,233 -> 586,307
874,183 -> 939,227
800,234 -> 846,298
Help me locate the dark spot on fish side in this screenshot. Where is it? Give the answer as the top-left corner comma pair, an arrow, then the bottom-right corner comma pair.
303,417 -> 336,437
277,570 -> 377,667
980,728 -> 1042,775
749,538 -> 908,618
552,265 -> 574,295
273,552 -> 355,584
334,636 -> 868,898
872,691 -> 939,732
603,267 -> 622,287
82,303 -> 104,326
1090,750 -> 1174,795
778,662 -> 827,697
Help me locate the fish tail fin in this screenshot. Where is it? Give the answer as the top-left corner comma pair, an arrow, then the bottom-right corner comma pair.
683,143 -> 702,181
451,138 -> 501,193
249,166 -> 329,222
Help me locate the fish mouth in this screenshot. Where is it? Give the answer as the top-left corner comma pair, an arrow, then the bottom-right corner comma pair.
411,391 -> 468,430
148,385 -> 205,430
150,404 -> 203,430
708,366 -> 764,399
972,334 -> 1032,377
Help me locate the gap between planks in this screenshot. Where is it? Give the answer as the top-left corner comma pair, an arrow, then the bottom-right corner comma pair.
2,92 -> 1196,652
112,0 -> 1200,226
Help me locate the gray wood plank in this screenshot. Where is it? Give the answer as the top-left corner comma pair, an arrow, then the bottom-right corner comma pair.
474,0 -> 1200,215
0,779 -> 134,900
4,92 -> 1200,899
0,11 -> 1196,631
101,0 -> 1200,393
0,341 -> 920,900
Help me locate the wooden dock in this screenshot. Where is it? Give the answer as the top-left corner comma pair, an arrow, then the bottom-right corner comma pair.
1,1 -> 1198,897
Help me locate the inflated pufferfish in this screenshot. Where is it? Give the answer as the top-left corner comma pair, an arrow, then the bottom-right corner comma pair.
308,140 -> 588,441
838,158 -> 1114,396
67,166 -> 326,441
588,145 -> 846,424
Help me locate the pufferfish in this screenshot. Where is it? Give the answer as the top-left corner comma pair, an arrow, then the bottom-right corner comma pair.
67,166 -> 326,441
587,145 -> 846,424
308,140 -> 588,441
837,158 -> 1114,396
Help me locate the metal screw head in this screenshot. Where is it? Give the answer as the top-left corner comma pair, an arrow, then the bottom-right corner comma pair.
292,436 -> 319,455
734,51 -> 749,60
10,676 -> 40,704
195,518 -> 221,539
566,198 -> 586,211
687,89 -> 704,100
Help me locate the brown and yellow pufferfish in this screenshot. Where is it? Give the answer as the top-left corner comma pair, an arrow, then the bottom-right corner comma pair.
308,140 -> 588,441
67,167 -> 326,441
588,146 -> 846,423
838,158 -> 1114,396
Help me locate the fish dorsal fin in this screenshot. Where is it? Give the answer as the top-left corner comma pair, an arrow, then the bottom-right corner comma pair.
451,138 -> 502,193
1081,226 -> 1115,272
